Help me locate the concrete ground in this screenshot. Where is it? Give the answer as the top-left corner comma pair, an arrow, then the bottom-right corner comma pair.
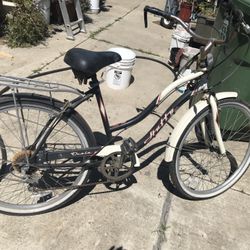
0,0 -> 249,249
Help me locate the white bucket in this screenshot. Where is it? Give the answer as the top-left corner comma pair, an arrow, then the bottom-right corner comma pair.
170,25 -> 191,50
170,35 -> 189,50
179,46 -> 200,71
177,69 -> 192,93
36,0 -> 50,24
106,48 -> 136,90
90,0 -> 100,13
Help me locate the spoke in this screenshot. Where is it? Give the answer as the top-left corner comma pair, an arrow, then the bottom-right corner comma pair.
49,122 -> 80,141
0,184 -> 27,202
35,110 -> 41,140
0,114 -> 22,145
19,106 -> 30,147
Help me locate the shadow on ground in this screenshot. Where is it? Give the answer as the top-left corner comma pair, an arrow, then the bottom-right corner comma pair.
65,136 -> 185,210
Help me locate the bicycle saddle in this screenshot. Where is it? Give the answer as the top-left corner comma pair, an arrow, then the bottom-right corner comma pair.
64,48 -> 122,81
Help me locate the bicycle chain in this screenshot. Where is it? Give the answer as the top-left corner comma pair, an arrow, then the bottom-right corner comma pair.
33,179 -> 113,192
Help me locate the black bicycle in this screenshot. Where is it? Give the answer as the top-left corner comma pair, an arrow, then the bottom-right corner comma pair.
0,5 -> 249,215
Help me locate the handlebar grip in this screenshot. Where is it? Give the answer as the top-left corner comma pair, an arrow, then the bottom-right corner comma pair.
144,6 -> 163,16
144,5 -> 172,28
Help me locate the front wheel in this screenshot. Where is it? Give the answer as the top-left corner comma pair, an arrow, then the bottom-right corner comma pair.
170,98 -> 250,199
0,94 -> 96,215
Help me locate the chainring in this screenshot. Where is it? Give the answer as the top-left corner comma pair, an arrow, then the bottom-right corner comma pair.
99,151 -> 135,182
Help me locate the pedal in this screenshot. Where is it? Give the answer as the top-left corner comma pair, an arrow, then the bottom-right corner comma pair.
121,138 -> 140,167
121,138 -> 137,155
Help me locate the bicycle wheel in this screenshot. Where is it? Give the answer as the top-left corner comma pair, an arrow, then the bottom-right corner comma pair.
0,94 -> 96,215
171,98 -> 250,199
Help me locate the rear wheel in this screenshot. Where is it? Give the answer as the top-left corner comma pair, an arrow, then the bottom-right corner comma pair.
171,99 -> 250,199
0,94 -> 95,215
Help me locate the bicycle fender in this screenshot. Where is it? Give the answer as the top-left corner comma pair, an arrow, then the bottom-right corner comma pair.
164,92 -> 238,163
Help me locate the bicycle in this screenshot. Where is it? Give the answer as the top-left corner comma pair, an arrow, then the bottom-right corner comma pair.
0,4 -> 249,215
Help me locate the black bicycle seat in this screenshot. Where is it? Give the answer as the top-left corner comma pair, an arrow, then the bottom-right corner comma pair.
64,48 -> 122,78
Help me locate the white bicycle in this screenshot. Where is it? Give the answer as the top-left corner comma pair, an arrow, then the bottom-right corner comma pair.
0,5 -> 248,215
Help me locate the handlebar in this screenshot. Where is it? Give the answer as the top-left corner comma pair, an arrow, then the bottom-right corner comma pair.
144,5 -> 225,45
144,5 -> 250,61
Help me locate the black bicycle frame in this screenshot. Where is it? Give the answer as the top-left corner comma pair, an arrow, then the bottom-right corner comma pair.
31,76 -> 194,164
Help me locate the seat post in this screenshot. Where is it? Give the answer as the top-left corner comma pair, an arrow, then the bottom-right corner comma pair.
92,77 -> 112,139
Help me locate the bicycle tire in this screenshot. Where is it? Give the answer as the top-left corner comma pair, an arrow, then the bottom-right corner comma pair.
0,94 -> 96,215
170,98 -> 250,199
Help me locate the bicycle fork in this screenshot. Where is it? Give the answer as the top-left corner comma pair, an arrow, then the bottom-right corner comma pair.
201,94 -> 226,155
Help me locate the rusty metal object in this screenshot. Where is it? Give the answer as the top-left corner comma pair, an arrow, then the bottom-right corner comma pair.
12,150 -> 32,172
